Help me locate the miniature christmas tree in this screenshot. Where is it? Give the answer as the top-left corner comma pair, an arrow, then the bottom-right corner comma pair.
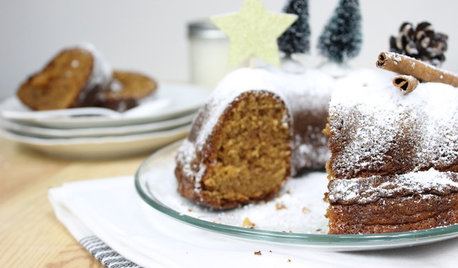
278,0 -> 311,58
317,0 -> 362,64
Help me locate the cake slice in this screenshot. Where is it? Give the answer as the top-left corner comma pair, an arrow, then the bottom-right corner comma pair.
325,69 -> 458,234
95,71 -> 158,112
17,44 -> 112,111
175,68 -> 335,209
176,90 -> 292,209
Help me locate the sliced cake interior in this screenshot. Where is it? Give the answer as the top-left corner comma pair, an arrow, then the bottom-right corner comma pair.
17,44 -> 112,111
177,91 -> 292,209
17,48 -> 95,110
96,71 -> 157,112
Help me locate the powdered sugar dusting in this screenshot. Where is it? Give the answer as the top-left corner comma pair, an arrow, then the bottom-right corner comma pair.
295,132 -> 330,170
195,67 -> 334,149
175,139 -> 206,192
329,69 -> 458,176
385,51 -> 403,63
383,51 -> 458,77
328,168 -> 458,204
147,162 -> 329,234
76,43 -> 112,102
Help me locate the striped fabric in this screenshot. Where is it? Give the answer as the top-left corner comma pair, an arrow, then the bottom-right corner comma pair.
80,236 -> 142,268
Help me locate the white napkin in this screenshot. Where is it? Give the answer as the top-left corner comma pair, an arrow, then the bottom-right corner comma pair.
49,176 -> 457,268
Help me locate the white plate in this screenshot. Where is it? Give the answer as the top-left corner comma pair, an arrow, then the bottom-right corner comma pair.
0,83 -> 210,128
0,125 -> 190,159
0,113 -> 195,138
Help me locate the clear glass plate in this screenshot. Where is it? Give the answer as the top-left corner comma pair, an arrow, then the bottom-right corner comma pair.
135,141 -> 458,250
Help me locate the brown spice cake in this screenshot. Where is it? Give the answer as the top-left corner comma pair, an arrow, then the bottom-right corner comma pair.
95,71 -> 158,112
176,90 -> 291,209
17,44 -> 111,111
325,69 -> 458,234
175,68 -> 334,209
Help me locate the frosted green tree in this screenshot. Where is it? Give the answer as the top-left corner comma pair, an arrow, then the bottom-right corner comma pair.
317,0 -> 362,64
278,0 -> 311,58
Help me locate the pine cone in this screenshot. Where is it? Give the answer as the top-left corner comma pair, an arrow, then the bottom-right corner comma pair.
389,21 -> 448,67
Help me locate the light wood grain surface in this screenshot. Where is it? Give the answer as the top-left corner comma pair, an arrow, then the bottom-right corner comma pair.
0,136 -> 150,267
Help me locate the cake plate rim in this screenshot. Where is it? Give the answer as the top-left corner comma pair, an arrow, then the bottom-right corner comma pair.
135,140 -> 458,250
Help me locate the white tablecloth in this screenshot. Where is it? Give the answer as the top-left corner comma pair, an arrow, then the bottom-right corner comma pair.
49,176 -> 457,268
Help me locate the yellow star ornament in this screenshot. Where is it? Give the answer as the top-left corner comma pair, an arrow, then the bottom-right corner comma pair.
211,0 -> 297,67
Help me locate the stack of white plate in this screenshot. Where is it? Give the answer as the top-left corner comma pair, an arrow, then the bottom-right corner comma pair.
0,84 -> 210,159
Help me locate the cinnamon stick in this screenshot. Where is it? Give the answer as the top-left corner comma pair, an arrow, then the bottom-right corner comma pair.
376,52 -> 458,87
393,75 -> 420,94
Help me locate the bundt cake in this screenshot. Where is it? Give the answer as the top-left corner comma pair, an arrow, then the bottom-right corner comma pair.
95,71 -> 158,112
175,68 -> 334,209
17,43 -> 112,111
325,69 -> 458,234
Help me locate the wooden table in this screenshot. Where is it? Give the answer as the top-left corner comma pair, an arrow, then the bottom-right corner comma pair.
0,136 -> 150,267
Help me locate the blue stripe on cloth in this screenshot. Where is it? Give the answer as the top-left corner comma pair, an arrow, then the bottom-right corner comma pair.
80,235 -> 142,268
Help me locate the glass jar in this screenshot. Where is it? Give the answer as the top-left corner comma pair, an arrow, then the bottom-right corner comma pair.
188,20 -> 231,90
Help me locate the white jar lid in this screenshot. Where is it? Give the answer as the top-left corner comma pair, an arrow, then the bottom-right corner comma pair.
188,20 -> 227,40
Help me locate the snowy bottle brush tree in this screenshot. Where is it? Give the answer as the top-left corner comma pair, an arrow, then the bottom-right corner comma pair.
277,0 -> 310,72
317,0 -> 362,65
278,0 -> 311,57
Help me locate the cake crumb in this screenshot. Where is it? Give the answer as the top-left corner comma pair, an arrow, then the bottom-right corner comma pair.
316,228 -> 322,232
242,217 -> 256,229
302,207 -> 310,214
275,202 -> 288,210
285,189 -> 291,195
254,251 -> 262,256
188,208 -> 194,212
287,259 -> 291,263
